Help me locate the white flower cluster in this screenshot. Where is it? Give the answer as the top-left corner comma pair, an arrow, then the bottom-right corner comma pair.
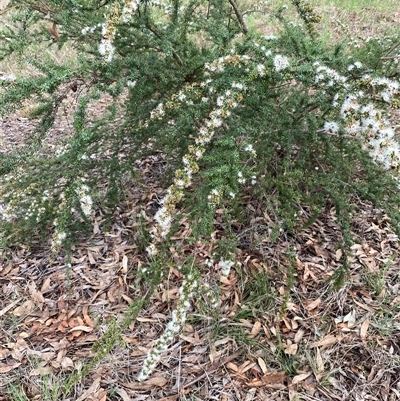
244,143 -> 257,158
75,181 -> 93,217
204,54 -> 250,74
208,188 -> 222,204
341,98 -> 400,170
127,80 -> 137,88
0,177 -> 51,224
137,276 -> 198,381
315,62 -> 400,173
347,61 -> 363,71
273,54 -> 290,72
81,23 -> 102,36
369,77 -> 399,103
257,64 -> 266,77
323,121 -> 340,134
0,73 -> 16,82
219,259 -> 234,276
121,0 -> 140,23
150,103 -> 165,119
99,25 -> 116,63
237,171 -> 245,184
51,193 -> 68,253
314,62 -> 347,87
99,0 -> 141,62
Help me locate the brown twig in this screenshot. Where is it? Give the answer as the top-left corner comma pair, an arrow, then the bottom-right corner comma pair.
228,0 -> 248,34
145,23 -> 184,67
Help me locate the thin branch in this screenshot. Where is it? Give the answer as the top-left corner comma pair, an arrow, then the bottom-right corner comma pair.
228,0 -> 248,34
145,24 -> 184,67
380,55 -> 400,61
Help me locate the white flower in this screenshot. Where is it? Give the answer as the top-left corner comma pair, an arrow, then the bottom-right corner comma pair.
121,0 -> 140,22
99,39 -> 115,62
220,259 -> 234,276
257,64 -> 266,77
273,54 -> 289,71
0,73 -> 16,81
178,91 -> 186,101
138,277 -> 197,381
146,244 -> 158,256
323,121 -> 340,134
231,82 -> 244,90
127,80 -> 136,88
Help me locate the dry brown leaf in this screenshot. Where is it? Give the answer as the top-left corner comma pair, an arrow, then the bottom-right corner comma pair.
114,388 -> 132,401
75,377 -> 101,401
360,317 -> 370,338
249,321 -> 262,338
69,326 -> 94,333
0,362 -> 21,373
305,298 -> 322,311
227,362 -> 239,372
0,298 -> 22,317
247,371 -> 286,388
238,360 -> 256,374
95,389 -> 107,401
257,357 -> 268,374
60,356 -> 74,370
0,349 -> 11,360
315,347 -> 324,373
29,366 -> 53,376
28,281 -> 44,305
12,299 -> 35,317
121,376 -> 168,390
285,343 -> 298,355
82,305 -> 95,328
121,255 -> 128,273
179,333 -> 202,345
294,328 -> 305,344
40,277 -> 52,293
288,386 -> 300,401
292,372 -> 312,384
311,334 -> 342,349
214,337 -> 234,347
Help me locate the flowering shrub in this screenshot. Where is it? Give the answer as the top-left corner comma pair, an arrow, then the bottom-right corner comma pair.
1,0 -> 400,383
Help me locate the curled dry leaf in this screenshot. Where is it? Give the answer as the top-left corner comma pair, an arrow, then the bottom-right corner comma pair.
292,372 -> 312,384
0,362 -> 21,373
122,376 -> 168,390
284,343 -> 298,355
360,317 -> 370,338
